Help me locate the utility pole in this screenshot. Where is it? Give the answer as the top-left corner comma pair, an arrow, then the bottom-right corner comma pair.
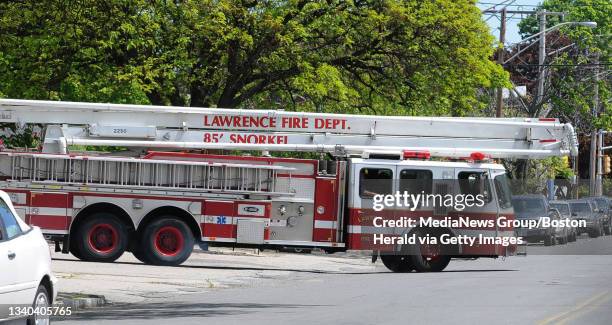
598,131 -> 603,195
537,10 -> 547,110
483,9 -> 564,116
590,52 -> 601,195
495,8 -> 507,117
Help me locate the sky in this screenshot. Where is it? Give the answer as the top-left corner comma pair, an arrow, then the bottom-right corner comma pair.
477,0 -> 543,45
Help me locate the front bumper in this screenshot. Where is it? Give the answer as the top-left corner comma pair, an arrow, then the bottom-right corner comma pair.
576,220 -> 598,233
516,228 -> 549,241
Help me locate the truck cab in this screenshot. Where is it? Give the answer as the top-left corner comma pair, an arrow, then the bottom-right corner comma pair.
345,156 -> 516,271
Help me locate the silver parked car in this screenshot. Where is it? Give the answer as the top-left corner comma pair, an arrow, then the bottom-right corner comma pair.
550,201 -> 577,242
569,199 -> 604,238
512,195 -> 561,246
587,197 -> 611,235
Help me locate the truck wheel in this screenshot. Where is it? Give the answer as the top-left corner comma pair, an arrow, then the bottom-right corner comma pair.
569,232 -> 576,242
132,249 -> 150,264
141,217 -> 194,266
589,228 -> 600,238
380,255 -> 413,273
75,213 -> 128,262
410,253 -> 451,272
69,238 -> 84,260
409,233 -> 451,272
604,224 -> 611,236
129,233 -> 150,263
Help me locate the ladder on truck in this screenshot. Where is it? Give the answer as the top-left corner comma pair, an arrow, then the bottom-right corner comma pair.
0,152 -> 291,196
0,99 -> 578,159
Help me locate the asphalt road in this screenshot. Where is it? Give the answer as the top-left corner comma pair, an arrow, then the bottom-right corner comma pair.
55,236 -> 612,325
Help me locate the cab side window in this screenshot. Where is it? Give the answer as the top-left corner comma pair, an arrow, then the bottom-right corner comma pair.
399,169 -> 433,194
359,168 -> 393,198
458,171 -> 492,203
0,199 -> 22,240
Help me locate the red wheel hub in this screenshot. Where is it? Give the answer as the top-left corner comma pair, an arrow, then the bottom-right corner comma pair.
87,223 -> 118,254
421,241 -> 441,262
154,226 -> 184,257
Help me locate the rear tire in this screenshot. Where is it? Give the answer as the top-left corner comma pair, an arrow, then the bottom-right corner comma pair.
132,249 -> 150,264
129,232 -> 150,263
75,213 -> 128,262
69,238 -> 84,260
140,217 -> 194,266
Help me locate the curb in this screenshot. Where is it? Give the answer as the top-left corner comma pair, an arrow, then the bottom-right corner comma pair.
55,293 -> 108,310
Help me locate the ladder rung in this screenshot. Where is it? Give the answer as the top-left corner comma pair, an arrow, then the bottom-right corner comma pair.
0,153 -> 294,196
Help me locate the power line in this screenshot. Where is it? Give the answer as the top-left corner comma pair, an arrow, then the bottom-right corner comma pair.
504,63 -> 612,67
477,1 -> 608,8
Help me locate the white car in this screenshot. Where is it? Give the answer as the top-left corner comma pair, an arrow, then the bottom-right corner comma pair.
0,190 -> 58,324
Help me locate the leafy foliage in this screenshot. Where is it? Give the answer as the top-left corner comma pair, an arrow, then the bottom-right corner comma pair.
0,0 -> 506,116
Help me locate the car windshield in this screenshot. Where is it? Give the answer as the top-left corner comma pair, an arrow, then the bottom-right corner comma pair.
512,198 -> 545,214
570,202 -> 591,213
550,203 -> 569,215
594,199 -> 607,210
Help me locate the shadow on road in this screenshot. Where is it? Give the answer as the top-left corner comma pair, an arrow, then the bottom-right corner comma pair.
52,257 -> 382,274
53,302 -> 322,322
52,257 -> 517,275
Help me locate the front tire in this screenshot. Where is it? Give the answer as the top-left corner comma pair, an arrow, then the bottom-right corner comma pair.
27,285 -> 51,325
381,254 -> 414,273
140,217 -> 194,266
75,213 -> 128,262
589,226 -> 601,238
409,230 -> 451,272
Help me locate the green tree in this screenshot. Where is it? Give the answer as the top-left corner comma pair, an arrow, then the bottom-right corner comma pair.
0,0 -> 506,116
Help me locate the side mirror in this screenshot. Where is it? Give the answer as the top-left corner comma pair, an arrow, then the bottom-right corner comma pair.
571,212 -> 577,216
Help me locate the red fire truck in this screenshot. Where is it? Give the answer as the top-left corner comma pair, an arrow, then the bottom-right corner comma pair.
0,99 -> 577,271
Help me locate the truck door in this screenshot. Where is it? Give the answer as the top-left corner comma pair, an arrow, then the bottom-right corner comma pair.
348,162 -> 395,250
453,167 -> 497,256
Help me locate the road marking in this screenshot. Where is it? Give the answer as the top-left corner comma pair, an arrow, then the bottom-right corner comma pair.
557,291 -> 612,325
537,290 -> 611,325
